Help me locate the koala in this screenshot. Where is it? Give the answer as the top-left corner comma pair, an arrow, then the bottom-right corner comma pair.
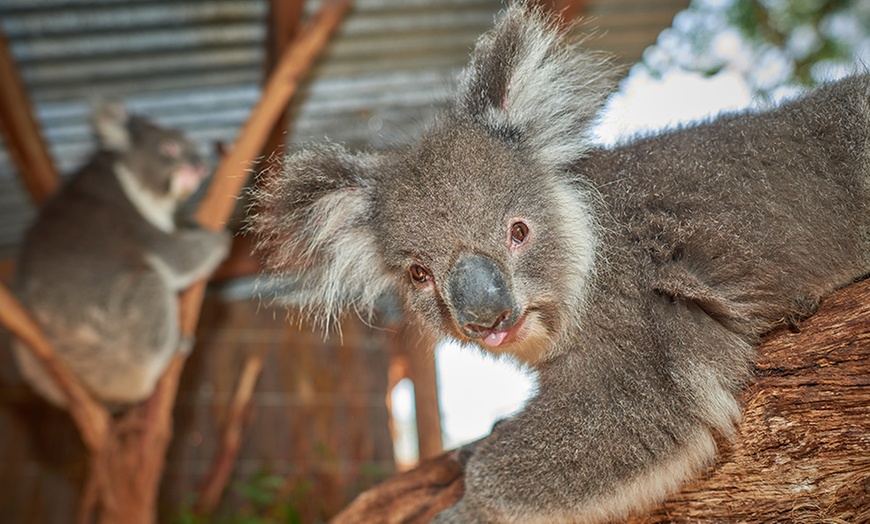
13,103 -> 230,409
250,2 -> 870,523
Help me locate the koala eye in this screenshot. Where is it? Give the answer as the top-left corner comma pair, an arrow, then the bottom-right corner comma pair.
510,221 -> 529,245
409,264 -> 431,284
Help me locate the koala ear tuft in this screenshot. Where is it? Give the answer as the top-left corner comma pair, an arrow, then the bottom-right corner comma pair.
92,101 -> 132,152
249,143 -> 395,329
457,1 -> 619,170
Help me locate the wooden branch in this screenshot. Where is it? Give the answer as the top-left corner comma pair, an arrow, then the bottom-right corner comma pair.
0,25 -> 59,204
629,278 -> 870,523
195,354 -> 264,515
332,450 -> 464,524
331,278 -> 870,523
0,283 -> 109,451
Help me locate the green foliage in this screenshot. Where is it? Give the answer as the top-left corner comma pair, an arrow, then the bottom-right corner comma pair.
171,470 -> 310,524
641,0 -> 870,98
726,0 -> 854,84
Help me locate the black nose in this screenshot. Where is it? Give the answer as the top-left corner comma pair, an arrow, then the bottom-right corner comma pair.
447,255 -> 516,336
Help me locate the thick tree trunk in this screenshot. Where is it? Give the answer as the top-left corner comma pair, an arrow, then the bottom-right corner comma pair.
332,279 -> 870,523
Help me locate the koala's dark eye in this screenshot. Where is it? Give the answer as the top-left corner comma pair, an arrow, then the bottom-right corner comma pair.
510,221 -> 529,245
409,264 -> 430,284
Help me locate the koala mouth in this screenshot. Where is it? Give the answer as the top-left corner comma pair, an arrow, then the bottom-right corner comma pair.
481,313 -> 527,348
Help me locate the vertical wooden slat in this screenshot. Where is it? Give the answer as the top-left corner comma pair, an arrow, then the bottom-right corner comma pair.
0,27 -> 59,204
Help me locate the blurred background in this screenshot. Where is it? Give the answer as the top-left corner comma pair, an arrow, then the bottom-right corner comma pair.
0,0 -> 867,522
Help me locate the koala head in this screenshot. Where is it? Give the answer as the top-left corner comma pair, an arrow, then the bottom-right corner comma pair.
252,3 -> 617,366
93,102 -> 207,203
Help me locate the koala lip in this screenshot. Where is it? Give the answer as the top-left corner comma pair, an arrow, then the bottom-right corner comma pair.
481,313 -> 527,348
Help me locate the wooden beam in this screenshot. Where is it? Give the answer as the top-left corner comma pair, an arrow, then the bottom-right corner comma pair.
266,0 -> 306,73
0,26 -> 59,204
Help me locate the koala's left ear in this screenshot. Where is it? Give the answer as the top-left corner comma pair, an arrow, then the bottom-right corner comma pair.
250,143 -> 395,328
92,101 -> 132,152
457,2 -> 618,171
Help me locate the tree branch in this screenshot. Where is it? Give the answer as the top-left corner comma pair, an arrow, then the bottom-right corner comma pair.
195,354 -> 264,515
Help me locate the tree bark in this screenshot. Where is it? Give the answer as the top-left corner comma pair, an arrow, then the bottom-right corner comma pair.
332,278 -> 870,523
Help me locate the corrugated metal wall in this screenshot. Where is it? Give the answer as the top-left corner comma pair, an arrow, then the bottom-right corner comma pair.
0,0 -> 687,260
0,0 -> 256,259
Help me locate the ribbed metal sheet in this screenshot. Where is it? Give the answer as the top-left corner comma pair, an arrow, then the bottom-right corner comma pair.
0,0 -> 686,259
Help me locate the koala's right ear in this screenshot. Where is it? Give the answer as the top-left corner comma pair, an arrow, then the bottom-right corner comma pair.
250,143 -> 394,329
456,2 -> 618,171
92,102 -> 132,152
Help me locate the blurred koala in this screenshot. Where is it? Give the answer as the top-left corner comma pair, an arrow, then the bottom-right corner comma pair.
250,2 -> 870,522
13,103 -> 230,409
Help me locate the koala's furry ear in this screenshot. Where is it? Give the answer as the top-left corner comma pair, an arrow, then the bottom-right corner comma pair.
457,1 -> 618,170
92,101 -> 132,152
250,143 -> 394,329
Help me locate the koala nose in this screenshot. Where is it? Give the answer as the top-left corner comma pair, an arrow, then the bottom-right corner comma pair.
447,255 -> 516,336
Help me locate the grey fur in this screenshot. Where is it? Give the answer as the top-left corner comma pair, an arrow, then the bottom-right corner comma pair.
250,2 -> 870,522
13,104 -> 230,408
